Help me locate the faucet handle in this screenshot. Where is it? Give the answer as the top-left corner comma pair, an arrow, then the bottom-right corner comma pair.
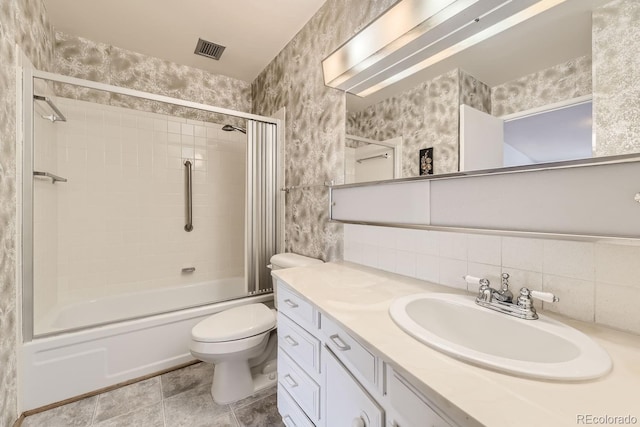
463,275 -> 490,287
517,287 -> 559,307
530,290 -> 559,303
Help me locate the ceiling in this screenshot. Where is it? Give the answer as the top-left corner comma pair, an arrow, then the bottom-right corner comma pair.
43,0 -> 326,82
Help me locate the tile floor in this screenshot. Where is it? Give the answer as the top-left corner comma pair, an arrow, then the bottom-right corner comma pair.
22,362 -> 284,427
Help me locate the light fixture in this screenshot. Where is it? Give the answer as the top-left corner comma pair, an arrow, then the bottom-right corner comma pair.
322,0 -> 568,97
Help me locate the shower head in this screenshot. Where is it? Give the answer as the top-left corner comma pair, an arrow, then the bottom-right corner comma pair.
222,124 -> 246,134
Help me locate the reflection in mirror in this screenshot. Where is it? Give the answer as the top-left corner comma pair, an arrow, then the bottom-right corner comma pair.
339,0 -> 639,180
344,135 -> 402,183
502,98 -> 593,167
459,97 -> 594,171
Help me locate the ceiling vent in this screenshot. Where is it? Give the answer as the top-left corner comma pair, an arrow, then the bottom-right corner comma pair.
194,38 -> 226,60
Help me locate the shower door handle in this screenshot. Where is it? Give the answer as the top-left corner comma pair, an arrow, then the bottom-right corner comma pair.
184,160 -> 193,232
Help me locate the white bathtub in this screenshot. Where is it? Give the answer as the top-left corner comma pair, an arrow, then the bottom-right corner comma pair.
36,277 -> 247,335
21,281 -> 273,411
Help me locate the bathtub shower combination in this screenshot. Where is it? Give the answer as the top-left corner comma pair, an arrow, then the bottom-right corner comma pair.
20,69 -> 280,410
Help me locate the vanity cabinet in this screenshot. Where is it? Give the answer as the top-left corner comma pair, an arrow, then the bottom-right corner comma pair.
324,347 -> 383,427
277,280 -> 456,427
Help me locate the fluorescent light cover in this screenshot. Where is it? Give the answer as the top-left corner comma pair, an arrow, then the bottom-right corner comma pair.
355,0 -> 567,97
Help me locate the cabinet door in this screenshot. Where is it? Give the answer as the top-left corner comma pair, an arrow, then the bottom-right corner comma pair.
386,368 -> 452,427
324,347 -> 383,427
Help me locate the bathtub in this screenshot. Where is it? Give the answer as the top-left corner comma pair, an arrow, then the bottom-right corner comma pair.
35,277 -> 248,335
21,280 -> 273,411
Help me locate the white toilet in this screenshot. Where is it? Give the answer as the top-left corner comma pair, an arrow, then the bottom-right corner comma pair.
189,253 -> 323,404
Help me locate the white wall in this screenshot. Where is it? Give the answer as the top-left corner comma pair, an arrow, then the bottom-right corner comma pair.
344,224 -> 640,336
33,97 -> 247,331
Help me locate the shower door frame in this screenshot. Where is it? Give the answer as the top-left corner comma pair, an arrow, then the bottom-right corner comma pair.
22,69 -> 282,341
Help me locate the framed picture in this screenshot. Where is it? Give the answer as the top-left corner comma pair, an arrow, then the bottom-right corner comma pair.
419,147 -> 434,175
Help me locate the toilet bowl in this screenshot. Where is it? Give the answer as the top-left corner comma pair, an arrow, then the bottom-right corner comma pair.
189,253 -> 323,404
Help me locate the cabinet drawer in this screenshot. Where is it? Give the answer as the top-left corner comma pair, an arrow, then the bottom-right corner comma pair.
278,284 -> 317,331
278,386 -> 315,427
278,349 -> 321,422
324,347 -> 384,427
387,368 -> 451,427
278,313 -> 321,373
321,314 -> 377,387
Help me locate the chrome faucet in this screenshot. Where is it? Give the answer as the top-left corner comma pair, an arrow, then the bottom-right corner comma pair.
493,273 -> 514,303
477,278 -> 493,302
466,275 -> 559,320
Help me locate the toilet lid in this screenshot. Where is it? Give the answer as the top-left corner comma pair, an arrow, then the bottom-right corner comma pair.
192,303 -> 276,343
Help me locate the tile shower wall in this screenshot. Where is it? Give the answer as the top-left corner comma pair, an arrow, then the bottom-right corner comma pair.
251,0 -> 396,261
1,0 -> 55,424
344,224 -> 640,335
45,97 -> 245,306
33,92 -> 60,321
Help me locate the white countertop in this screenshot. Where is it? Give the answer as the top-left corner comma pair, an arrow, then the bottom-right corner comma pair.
273,261 -> 640,427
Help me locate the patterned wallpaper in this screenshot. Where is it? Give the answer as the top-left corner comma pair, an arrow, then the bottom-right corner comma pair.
491,55 -> 592,117
0,1 -> 17,421
460,69 -> 491,113
251,0 -> 396,261
0,0 -> 55,424
346,69 -> 491,177
592,0 -> 640,157
54,32 -> 251,127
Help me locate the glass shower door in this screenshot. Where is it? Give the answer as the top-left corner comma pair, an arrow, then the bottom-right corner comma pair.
28,77 -> 276,337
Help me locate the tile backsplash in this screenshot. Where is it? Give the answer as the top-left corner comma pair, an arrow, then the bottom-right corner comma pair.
344,224 -> 640,335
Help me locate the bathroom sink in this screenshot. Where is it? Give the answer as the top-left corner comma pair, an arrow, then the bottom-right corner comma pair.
389,293 -> 612,381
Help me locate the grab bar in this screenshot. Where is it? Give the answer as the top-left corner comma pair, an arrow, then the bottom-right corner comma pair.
184,160 -> 193,232
34,95 -> 67,122
33,171 -> 67,184
357,153 -> 389,163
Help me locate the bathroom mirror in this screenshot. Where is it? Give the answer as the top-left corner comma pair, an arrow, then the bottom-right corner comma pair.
344,134 -> 402,183
338,0 -> 638,182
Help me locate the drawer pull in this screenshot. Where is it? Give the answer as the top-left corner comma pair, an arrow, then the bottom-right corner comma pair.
284,374 -> 299,388
284,298 -> 299,308
329,334 -> 351,351
284,335 -> 299,347
283,415 -> 297,427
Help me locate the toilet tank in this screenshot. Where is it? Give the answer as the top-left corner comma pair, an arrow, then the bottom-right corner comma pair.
269,253 -> 323,309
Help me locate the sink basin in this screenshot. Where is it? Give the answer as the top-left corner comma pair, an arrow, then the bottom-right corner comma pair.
389,293 -> 612,381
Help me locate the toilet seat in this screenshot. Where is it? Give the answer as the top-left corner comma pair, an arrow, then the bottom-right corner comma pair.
192,303 -> 276,343
190,329 -> 273,357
